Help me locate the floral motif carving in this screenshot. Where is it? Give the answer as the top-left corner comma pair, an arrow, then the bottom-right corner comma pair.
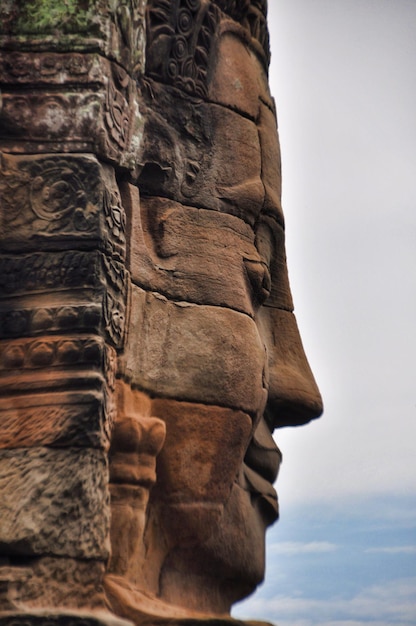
0,52 -> 97,84
0,252 -> 127,348
0,305 -> 101,340
146,0 -> 220,97
0,336 -> 106,372
0,155 -> 126,260
145,0 -> 270,97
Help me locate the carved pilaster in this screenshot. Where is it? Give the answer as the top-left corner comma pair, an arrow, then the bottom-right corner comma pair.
0,154 -> 128,612
0,1 -> 139,618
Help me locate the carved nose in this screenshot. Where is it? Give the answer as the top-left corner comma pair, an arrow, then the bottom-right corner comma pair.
265,373 -> 323,428
257,306 -> 323,429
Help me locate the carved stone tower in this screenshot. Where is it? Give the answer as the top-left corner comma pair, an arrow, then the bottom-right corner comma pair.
0,3 -> 322,626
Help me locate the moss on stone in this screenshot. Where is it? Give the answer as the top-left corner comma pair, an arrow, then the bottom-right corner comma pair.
16,0 -> 94,34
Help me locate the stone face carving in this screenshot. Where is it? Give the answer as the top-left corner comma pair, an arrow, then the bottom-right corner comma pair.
0,2 -> 322,626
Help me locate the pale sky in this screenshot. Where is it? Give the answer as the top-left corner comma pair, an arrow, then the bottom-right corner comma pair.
234,2 -> 416,624
266,0 -> 416,506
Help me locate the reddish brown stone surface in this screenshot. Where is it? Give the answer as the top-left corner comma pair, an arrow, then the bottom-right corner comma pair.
0,2 -> 322,626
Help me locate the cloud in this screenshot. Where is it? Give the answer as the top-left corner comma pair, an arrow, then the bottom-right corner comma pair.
233,578 -> 416,625
365,545 -> 416,555
269,541 -> 338,555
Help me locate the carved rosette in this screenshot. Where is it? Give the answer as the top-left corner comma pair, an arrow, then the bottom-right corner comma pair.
0,154 -> 126,259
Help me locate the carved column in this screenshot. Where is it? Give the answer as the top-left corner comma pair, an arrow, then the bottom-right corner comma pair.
0,2 -> 144,624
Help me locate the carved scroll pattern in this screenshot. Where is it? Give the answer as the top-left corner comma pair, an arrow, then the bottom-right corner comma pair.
215,0 -> 269,64
0,255 -> 127,349
0,155 -> 126,260
146,0 -> 270,97
146,0 -> 220,97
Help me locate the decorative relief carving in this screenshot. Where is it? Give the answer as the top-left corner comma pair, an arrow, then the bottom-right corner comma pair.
104,64 -> 131,151
0,54 -> 141,167
145,0 -> 270,97
0,305 -> 101,340
0,336 -> 117,391
0,91 -> 99,143
146,0 -> 220,97
0,158 -> 99,236
0,336 -> 107,372
0,155 -> 126,260
104,293 -> 126,349
0,337 -> 117,432
0,255 -> 127,348
103,188 -> 127,250
0,251 -> 100,296
0,52 -> 99,85
0,392 -> 108,450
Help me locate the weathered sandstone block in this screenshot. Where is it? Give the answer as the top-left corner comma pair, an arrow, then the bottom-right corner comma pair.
208,32 -> 274,119
0,447 -> 109,560
126,191 -> 260,315
0,558 -> 106,612
150,399 -> 253,504
0,392 -> 108,450
120,286 -> 267,415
